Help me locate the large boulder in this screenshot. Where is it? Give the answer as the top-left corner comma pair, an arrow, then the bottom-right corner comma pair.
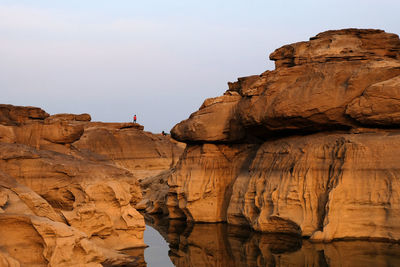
171,93 -> 244,142
0,108 -> 86,153
345,75 -> 400,125
171,29 -> 400,142
0,104 -> 49,125
269,29 -> 400,68
45,113 -> 92,123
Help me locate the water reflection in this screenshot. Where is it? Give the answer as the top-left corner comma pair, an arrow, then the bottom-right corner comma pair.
144,225 -> 174,267
144,214 -> 400,267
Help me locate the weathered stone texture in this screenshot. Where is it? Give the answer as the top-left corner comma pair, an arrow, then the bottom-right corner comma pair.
0,105 -> 183,265
169,29 -> 400,242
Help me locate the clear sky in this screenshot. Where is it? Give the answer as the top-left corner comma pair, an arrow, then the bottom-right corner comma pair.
1,0 -> 399,133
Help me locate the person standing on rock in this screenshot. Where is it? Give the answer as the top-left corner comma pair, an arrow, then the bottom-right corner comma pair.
133,114 -> 137,123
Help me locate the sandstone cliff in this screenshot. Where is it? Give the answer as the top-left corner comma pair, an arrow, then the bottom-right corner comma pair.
73,121 -> 183,179
168,29 -> 400,242
0,104 -> 183,265
0,170 -> 139,266
71,122 -> 184,214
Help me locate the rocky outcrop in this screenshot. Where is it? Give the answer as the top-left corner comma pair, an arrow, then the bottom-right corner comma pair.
169,29 -> 400,242
73,122 -> 183,179
171,94 -> 245,142
228,131 -> 400,240
136,169 -> 172,214
0,104 -> 49,125
0,110 -> 86,154
0,105 -> 184,213
0,104 -> 183,265
172,29 -> 400,143
71,121 -> 184,214
167,143 -> 257,221
0,142 -> 145,250
0,171 -> 139,266
345,75 -> 400,125
45,113 -> 92,123
270,29 -> 400,68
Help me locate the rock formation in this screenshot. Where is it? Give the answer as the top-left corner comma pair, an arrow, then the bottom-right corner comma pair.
168,29 -> 400,242
136,169 -> 173,214
0,104 -> 183,265
73,122 -> 183,179
0,170 -> 139,266
71,122 -> 184,214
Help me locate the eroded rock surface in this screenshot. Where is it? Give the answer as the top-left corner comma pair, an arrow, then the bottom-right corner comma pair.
71,122 -> 184,214
172,29 -> 400,143
136,169 -> 172,214
0,104 -> 183,265
0,104 -> 49,125
73,122 -> 183,179
169,29 -> 400,242
228,131 -> 400,240
167,143 -> 257,222
0,142 -> 145,250
0,171 -> 139,266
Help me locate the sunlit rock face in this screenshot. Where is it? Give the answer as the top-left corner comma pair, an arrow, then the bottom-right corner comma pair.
0,104 -> 183,265
0,111 -> 85,154
0,107 -> 183,181
0,171 -> 139,266
0,104 -> 184,214
0,104 -> 49,125
172,29 -> 400,142
228,131 -> 400,240
169,29 -> 400,241
73,122 -> 184,179
72,123 -> 185,214
0,142 -> 145,250
167,143 -> 257,222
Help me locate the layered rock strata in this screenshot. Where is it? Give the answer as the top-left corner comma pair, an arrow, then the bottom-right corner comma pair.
0,142 -> 145,249
0,104 -> 183,265
0,171 -> 138,266
73,122 -> 183,179
168,29 -> 400,242
71,122 -> 184,214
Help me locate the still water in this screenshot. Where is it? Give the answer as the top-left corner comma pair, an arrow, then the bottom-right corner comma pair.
141,214 -> 400,267
144,225 -> 174,267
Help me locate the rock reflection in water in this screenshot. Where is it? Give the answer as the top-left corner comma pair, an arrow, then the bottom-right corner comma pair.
144,214 -> 400,267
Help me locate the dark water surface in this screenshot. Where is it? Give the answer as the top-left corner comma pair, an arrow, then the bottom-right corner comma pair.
141,214 -> 400,267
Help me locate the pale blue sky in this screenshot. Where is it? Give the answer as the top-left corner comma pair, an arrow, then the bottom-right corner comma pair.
1,1 -> 399,133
